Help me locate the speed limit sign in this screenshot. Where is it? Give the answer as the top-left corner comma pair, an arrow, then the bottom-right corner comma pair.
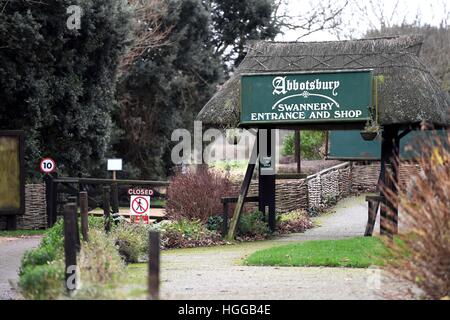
40,158 -> 56,174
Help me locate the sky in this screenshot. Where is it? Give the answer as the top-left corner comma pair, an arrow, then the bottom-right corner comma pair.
277,0 -> 450,41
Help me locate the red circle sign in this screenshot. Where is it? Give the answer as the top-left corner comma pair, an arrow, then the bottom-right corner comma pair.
131,196 -> 149,215
40,158 -> 56,173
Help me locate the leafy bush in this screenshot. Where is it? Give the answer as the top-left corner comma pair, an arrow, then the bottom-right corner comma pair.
238,211 -> 270,239
75,229 -> 125,299
206,215 -> 224,232
110,222 -> 149,263
383,133 -> 450,300
277,210 -> 313,235
166,168 -> 232,222
159,219 -> 223,249
20,220 -> 64,274
18,260 -> 65,300
282,131 -> 326,159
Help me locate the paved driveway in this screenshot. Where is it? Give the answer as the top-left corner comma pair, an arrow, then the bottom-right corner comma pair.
0,236 -> 41,300
127,195 -> 405,300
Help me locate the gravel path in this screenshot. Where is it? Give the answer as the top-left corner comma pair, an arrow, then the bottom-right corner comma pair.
0,236 -> 42,300
128,194 -> 402,300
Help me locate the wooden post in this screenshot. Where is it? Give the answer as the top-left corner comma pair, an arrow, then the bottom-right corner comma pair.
44,174 -> 53,228
227,140 -> 258,241
380,125 -> 399,238
111,183 -> 119,216
222,201 -> 229,237
148,231 -> 160,300
68,196 -> 81,251
103,186 -> 111,233
79,191 -> 89,242
294,130 -> 301,173
6,216 -> 17,230
258,129 -> 276,232
63,203 -> 78,293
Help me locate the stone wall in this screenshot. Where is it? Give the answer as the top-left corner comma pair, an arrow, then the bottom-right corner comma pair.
0,184 -> 47,230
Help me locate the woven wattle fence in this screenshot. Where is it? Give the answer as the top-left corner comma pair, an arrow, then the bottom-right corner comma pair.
0,184 -> 47,230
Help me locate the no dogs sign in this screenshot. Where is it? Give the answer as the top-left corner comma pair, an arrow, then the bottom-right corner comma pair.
130,195 -> 150,216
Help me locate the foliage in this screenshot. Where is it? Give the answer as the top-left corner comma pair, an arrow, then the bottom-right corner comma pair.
166,168 -> 232,222
18,260 -> 65,300
114,0 -> 279,179
245,237 -> 388,268
20,220 -> 64,273
206,215 -> 224,232
158,218 -> 223,249
282,131 -> 326,159
209,0 -> 279,69
75,229 -> 125,299
0,0 -> 132,180
110,222 -> 149,263
277,210 -> 313,235
237,211 -> 270,239
0,230 -> 45,237
382,132 -> 450,300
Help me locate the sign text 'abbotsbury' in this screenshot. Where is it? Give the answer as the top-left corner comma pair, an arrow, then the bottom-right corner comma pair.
240,70 -> 373,125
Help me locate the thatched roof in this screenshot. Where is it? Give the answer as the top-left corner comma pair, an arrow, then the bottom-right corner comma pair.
197,35 -> 449,128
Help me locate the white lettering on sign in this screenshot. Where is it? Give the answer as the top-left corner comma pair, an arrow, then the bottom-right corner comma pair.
272,77 -> 340,96
128,189 -> 154,196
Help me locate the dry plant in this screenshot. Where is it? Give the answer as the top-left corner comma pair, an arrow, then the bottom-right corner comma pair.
120,0 -> 172,71
382,131 -> 449,300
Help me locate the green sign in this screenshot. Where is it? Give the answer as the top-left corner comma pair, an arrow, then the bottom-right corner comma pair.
327,130 -> 449,160
240,70 -> 373,126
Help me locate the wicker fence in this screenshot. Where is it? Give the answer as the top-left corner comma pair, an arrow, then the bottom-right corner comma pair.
0,184 -> 47,230
231,161 -> 421,215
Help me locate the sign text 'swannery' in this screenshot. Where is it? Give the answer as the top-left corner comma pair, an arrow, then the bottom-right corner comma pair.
240,70 -> 373,125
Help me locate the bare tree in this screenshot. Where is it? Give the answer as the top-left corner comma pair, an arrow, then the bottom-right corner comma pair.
273,0 -> 349,40
120,0 -> 173,71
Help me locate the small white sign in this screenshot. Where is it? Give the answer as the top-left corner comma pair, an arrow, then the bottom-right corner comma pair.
130,195 -> 150,216
107,159 -> 123,171
40,158 -> 56,174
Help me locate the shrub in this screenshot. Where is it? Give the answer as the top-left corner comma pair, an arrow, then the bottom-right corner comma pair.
166,168 -> 233,222
20,220 -> 64,274
206,215 -> 224,232
110,222 -> 149,263
238,211 -> 270,239
75,229 -> 125,299
18,260 -> 65,300
383,132 -> 450,300
159,219 -> 223,249
282,131 -> 326,159
277,210 -> 313,235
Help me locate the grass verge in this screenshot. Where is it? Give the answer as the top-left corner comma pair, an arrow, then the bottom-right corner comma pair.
244,236 -> 389,268
0,230 -> 45,237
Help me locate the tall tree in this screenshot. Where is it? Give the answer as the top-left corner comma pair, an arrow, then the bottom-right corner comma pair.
114,0 -> 279,179
0,0 -> 131,179
210,0 -> 279,69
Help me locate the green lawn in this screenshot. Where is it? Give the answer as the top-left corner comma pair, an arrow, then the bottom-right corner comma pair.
0,229 -> 45,237
244,236 -> 389,268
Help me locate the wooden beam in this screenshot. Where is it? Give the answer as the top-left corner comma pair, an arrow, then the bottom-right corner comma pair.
226,139 -> 258,241
294,130 -> 301,173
